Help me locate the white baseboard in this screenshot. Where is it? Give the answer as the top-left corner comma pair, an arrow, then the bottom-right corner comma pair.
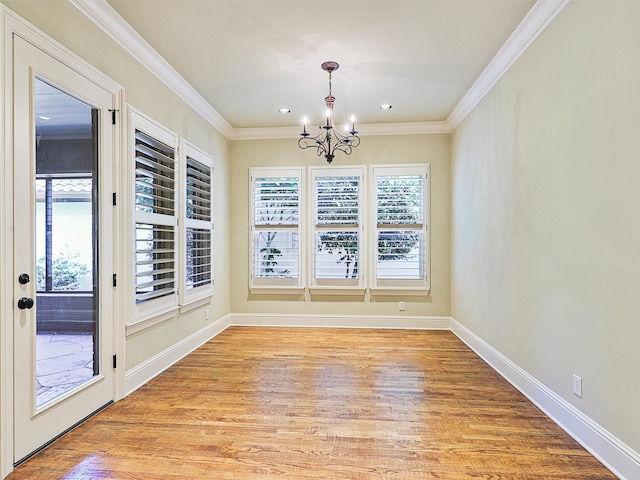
450,317 -> 639,480
124,314 -> 231,396
231,312 -> 451,330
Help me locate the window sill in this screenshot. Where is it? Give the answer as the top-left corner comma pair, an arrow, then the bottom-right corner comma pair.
249,286 -> 305,296
179,296 -> 212,314
308,286 -> 367,296
369,287 -> 430,297
126,308 -> 178,336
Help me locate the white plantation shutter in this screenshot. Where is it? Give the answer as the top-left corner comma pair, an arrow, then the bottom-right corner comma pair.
253,177 -> 299,227
185,228 -> 211,289
135,133 -> 175,216
377,175 -> 425,226
250,168 -> 304,292
376,174 -> 424,279
181,140 -> 213,304
134,127 -> 176,304
185,157 -> 212,222
316,176 -> 360,226
311,167 -> 364,293
131,111 -> 179,317
135,131 -> 175,216
135,223 -> 175,301
372,165 -> 430,294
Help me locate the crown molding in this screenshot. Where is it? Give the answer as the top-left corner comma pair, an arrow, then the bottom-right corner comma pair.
69,0 -> 233,139
229,125 -> 301,141
71,0 -> 567,141
447,0 -> 570,129
228,121 -> 452,141
358,121 -> 451,136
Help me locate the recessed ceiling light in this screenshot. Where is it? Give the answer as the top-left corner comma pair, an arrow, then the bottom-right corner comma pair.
379,104 -> 392,110
279,108 -> 291,114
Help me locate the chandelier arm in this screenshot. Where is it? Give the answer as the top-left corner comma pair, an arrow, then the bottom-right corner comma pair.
298,128 -> 330,157
346,135 -> 361,148
333,142 -> 354,156
298,137 -> 329,157
332,129 -> 361,155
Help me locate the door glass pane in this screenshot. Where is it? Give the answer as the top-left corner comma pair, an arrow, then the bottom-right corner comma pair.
34,78 -> 99,408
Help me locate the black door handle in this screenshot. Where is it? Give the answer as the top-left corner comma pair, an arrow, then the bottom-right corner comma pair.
18,273 -> 30,284
17,297 -> 34,310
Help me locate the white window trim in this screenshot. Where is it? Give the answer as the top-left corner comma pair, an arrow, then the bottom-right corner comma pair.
369,164 -> 430,296
308,166 -> 366,296
249,167 -> 305,294
179,138 -> 214,306
129,109 -> 179,321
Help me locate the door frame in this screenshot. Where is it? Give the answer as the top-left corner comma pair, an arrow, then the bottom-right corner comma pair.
1,7 -> 125,477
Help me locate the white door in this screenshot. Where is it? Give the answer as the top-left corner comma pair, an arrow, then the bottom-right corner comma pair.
13,36 -> 115,463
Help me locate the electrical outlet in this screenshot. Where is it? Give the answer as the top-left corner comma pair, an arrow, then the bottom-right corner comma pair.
399,301 -> 405,311
205,308 -> 210,321
572,374 -> 582,398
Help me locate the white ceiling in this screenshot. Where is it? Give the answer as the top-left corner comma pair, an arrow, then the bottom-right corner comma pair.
81,0 -> 555,134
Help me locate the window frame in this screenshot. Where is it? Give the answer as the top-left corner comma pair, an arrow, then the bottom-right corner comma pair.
370,164 -> 430,296
249,167 -> 305,294
309,166 -> 366,295
179,139 -> 214,308
130,109 -> 179,320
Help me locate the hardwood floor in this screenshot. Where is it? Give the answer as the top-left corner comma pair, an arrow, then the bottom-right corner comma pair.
9,327 -> 616,479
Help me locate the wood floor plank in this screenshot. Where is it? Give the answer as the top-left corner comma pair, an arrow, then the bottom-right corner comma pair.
8,327 -> 617,479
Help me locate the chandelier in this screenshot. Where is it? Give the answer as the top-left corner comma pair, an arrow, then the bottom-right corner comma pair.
298,61 -> 360,164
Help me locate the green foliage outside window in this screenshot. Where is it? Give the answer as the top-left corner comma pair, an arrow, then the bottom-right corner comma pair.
36,246 -> 89,291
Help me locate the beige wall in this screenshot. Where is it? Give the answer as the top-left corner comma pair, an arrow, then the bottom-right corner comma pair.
451,0 -> 640,452
1,0 -> 232,371
230,134 -> 451,317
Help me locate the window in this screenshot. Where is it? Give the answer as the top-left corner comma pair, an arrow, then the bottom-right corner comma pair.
181,140 -> 213,305
371,165 -> 430,294
249,167 -> 304,293
310,167 -> 365,294
131,111 -> 178,317
247,164 -> 430,296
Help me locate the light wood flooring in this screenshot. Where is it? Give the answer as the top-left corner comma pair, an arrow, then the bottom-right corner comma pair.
9,327 -> 617,479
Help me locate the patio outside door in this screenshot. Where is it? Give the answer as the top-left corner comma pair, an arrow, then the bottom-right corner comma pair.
13,36 -> 115,463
